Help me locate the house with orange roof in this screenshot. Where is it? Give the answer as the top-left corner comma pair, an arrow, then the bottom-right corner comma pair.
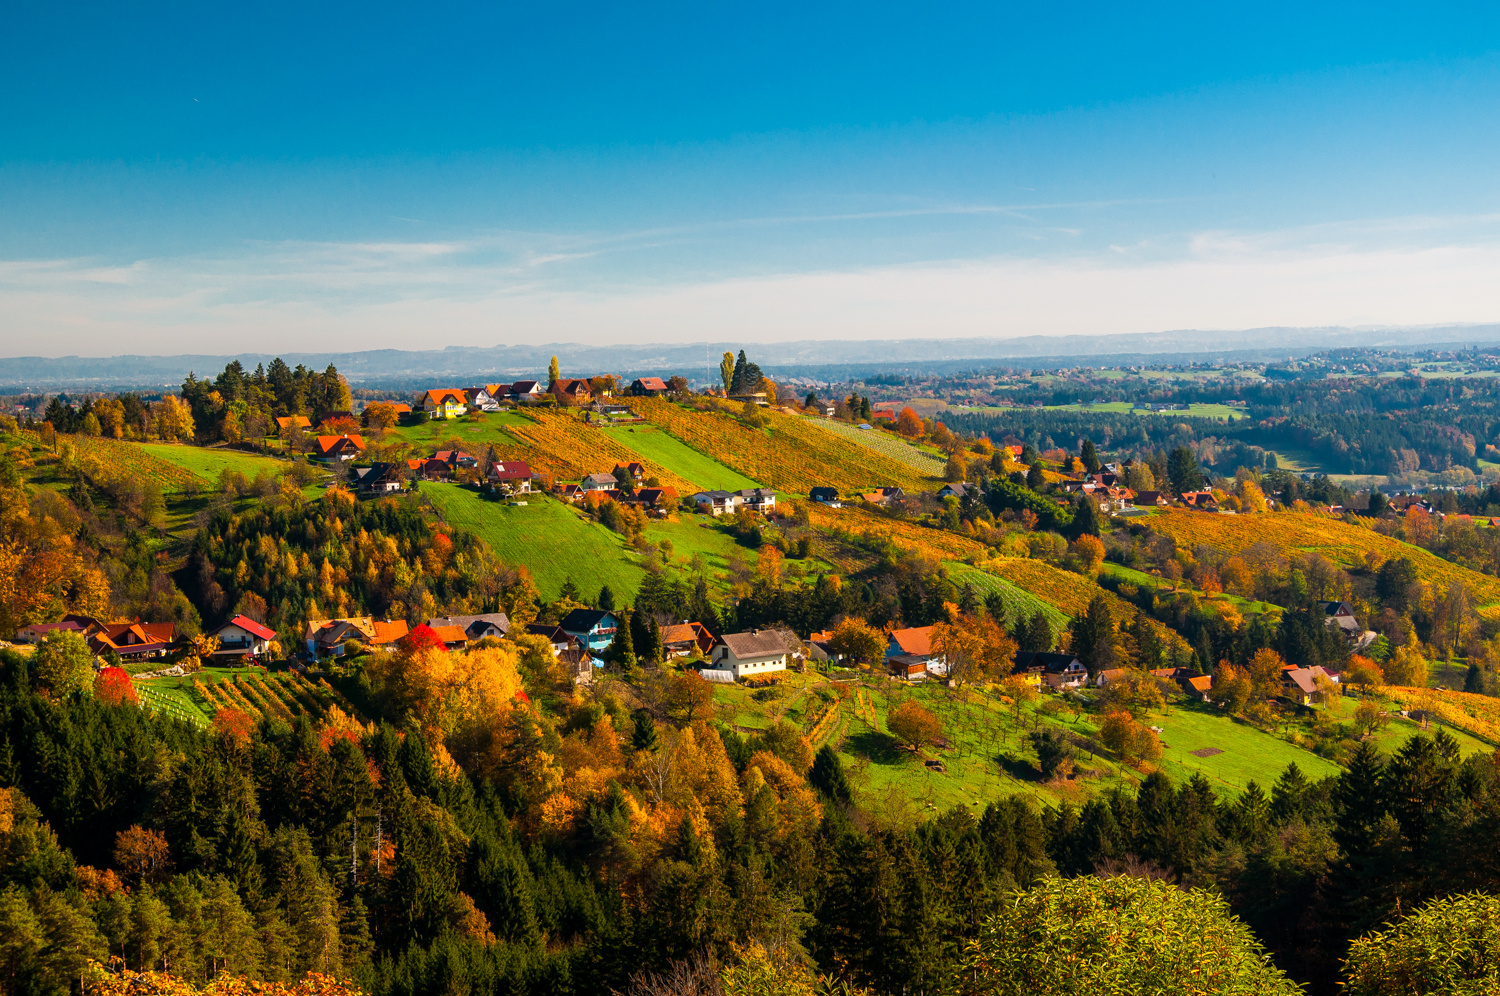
421,389 -> 468,419
312,434 -> 365,462
428,624 -> 470,650
885,626 -> 947,677
661,622 -> 715,658
275,415 -> 312,434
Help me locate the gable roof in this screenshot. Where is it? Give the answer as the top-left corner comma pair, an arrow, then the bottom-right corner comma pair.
488,461 -> 534,481
583,473 -> 618,486
554,378 -> 592,395
429,625 -> 469,645
314,434 -> 365,454
560,608 -> 616,633
275,415 -> 312,430
428,613 -> 510,636
423,388 -> 467,406
809,487 -> 839,500
371,620 -> 409,644
888,626 -> 934,656
217,615 -> 277,641
633,377 -> 668,391
720,629 -> 795,659
1013,650 -> 1085,675
525,622 -> 572,644
661,622 -> 713,646
612,462 -> 645,476
510,380 -> 541,393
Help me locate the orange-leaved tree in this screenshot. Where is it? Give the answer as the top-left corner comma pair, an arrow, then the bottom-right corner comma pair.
932,613 -> 1018,686
93,666 -> 138,707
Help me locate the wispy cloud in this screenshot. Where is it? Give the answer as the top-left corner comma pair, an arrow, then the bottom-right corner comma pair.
5,211 -> 1500,356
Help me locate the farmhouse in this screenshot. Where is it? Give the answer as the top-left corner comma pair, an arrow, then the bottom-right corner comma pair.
275,415 -> 312,434
809,487 -> 841,506
612,462 -> 646,483
429,625 -> 470,650
427,613 -> 511,642
207,615 -> 278,657
553,378 -> 594,402
629,377 -> 669,396
435,449 -> 479,469
509,380 -> 543,400
559,608 -> 620,653
421,389 -> 469,419
581,473 -> 618,492
692,490 -> 743,515
660,622 -> 715,658
14,620 -> 85,644
408,457 -> 452,481
487,461 -> 534,492
885,626 -> 946,676
737,488 -> 777,513
353,462 -> 406,493
936,482 -> 981,500
1012,650 -> 1088,689
707,629 -> 796,678
305,616 -> 379,657
312,434 -> 365,462
462,387 -> 503,411
88,621 -> 175,659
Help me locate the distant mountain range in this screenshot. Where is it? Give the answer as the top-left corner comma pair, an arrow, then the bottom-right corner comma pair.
5,324 -> 1500,390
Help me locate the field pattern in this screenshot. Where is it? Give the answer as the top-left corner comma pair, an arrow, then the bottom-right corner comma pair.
65,435 -> 198,491
137,443 -> 293,484
422,483 -> 648,600
501,411 -> 699,492
943,562 -> 1069,627
632,398 -> 932,493
1384,686 -> 1500,745
804,504 -> 986,561
598,425 -> 761,491
979,556 -> 1127,618
1149,509 -> 1500,607
187,670 -> 358,725
799,418 -> 947,475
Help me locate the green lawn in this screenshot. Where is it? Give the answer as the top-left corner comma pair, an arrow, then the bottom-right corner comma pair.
599,425 -> 762,491
1147,705 -> 1340,792
422,483 -> 648,600
137,443 -> 295,483
1099,562 -> 1282,619
1039,401 -> 1247,420
383,412 -> 531,452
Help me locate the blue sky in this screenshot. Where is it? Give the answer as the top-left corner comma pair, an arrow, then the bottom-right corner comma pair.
4,2 -> 1500,355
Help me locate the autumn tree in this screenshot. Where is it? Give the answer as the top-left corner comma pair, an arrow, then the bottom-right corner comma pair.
33,630 -> 95,697
719,352 -> 735,394
827,617 -> 886,668
932,613 -> 1017,686
113,825 -> 172,885
93,666 -> 137,707
887,701 -> 942,750
1343,892 -> 1500,996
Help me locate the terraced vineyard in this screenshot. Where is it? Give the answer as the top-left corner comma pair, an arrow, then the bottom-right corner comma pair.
978,555 -> 1131,618
944,562 -> 1069,627
632,398 -> 932,493
799,417 -> 946,475
173,669 -> 366,726
805,503 -> 987,561
65,435 -> 198,491
500,410 -> 699,492
1149,509 -> 1500,609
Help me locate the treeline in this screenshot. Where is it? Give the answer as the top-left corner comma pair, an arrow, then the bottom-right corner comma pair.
6,645 -> 1500,995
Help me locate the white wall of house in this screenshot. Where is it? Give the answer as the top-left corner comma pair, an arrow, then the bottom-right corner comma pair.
711,645 -> 789,678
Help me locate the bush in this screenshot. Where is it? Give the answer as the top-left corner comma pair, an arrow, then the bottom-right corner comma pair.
962,876 -> 1301,994
1344,892 -> 1500,996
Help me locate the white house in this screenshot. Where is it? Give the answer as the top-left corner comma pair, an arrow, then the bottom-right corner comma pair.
692,490 -> 743,515
707,629 -> 796,678
208,615 -> 278,657
581,473 -> 618,492
736,488 -> 776,513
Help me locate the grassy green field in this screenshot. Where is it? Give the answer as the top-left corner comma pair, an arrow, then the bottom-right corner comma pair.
1037,401 -> 1248,420
422,483 -> 647,600
138,442 -> 297,482
1099,562 -> 1283,619
598,425 -> 762,491
382,411 -> 531,452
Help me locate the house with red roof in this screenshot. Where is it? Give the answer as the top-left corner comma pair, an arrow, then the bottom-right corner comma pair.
487,461 -> 535,492
207,615 -> 278,657
630,377 -> 669,396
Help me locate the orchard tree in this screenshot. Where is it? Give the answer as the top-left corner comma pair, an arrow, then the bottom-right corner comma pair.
887,701 -> 942,750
